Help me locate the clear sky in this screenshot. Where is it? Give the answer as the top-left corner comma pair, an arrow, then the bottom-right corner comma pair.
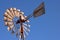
0,0 -> 60,40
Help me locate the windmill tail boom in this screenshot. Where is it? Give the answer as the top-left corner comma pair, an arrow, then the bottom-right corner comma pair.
26,2 -> 45,20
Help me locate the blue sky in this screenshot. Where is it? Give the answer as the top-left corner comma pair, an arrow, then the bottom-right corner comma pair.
0,0 -> 60,40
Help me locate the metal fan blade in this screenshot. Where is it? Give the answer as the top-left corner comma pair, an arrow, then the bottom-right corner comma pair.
4,17 -> 12,22
14,10 -> 20,17
4,15 -> 12,20
19,35 -> 21,39
24,33 -> 26,38
16,30 -> 20,37
7,27 -> 11,31
7,8 -> 19,18
24,32 -> 28,38
14,10 -> 18,17
6,9 -> 13,18
4,12 -> 13,20
26,20 -> 30,22
4,21 -> 12,26
11,27 -> 16,34
20,33 -> 24,40
12,8 -> 19,17
23,23 -> 30,27
24,28 -> 28,35
33,2 -> 45,17
23,24 -> 30,31
7,19 -> 12,21
16,32 -> 18,37
9,24 -> 14,29
4,17 -> 8,21
16,11 -> 20,18
4,22 -> 8,26
24,25 -> 30,33
7,22 -> 13,26
9,8 -> 15,17
11,8 -> 17,17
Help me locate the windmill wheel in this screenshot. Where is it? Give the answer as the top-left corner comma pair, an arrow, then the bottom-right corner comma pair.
4,8 -> 30,40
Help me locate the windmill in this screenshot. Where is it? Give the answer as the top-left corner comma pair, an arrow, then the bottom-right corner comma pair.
4,2 -> 45,40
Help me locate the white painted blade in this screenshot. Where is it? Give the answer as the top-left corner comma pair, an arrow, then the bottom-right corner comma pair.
15,10 -> 20,17
23,23 -> 30,28
4,22 -> 8,26
9,8 -> 15,17
7,22 -> 13,26
6,9 -> 13,18
4,17 -> 12,22
17,9 -> 20,12
9,24 -> 14,29
13,8 -> 16,11
7,27 -> 11,31
24,28 -> 28,36
24,33 -> 26,39
4,17 -> 7,21
20,12 -> 24,14
19,35 -> 21,40
7,18 -> 12,22
24,25 -> 30,32
26,20 -> 30,22
4,12 -> 12,19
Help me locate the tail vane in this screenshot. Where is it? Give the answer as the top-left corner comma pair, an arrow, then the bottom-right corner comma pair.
33,2 -> 45,17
